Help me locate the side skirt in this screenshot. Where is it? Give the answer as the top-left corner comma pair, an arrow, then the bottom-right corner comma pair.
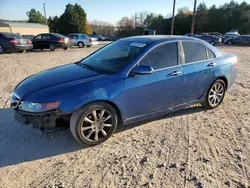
122,99 -> 203,126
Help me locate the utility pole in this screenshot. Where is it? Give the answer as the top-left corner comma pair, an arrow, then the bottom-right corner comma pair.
170,0 -> 176,35
43,3 -> 47,25
191,0 -> 197,36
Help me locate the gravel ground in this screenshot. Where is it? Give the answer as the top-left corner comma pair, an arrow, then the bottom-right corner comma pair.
0,44 -> 249,188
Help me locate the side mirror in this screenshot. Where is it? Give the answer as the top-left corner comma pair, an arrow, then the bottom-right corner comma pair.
134,65 -> 153,75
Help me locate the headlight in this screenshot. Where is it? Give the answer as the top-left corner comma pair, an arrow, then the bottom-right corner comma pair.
19,101 -> 60,112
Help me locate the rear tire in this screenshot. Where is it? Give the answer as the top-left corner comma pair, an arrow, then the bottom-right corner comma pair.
63,47 -> 69,50
201,79 -> 226,109
87,45 -> 91,48
49,44 -> 56,51
78,42 -> 84,48
70,102 -> 118,146
0,45 -> 4,54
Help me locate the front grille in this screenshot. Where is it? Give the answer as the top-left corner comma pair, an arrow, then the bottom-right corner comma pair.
10,93 -> 21,108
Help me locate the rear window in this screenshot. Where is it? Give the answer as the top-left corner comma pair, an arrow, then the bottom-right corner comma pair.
182,41 -> 207,63
1,32 -> 21,39
52,33 -> 65,38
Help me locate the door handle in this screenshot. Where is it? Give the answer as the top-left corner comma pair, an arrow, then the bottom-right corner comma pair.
169,71 -> 182,76
207,62 -> 216,67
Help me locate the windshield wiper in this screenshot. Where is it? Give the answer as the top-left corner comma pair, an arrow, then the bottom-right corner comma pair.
80,63 -> 98,72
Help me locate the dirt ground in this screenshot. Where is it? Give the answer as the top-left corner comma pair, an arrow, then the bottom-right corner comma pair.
0,44 -> 249,188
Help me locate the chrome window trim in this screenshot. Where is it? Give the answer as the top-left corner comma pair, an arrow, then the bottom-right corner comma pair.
126,41 -> 181,77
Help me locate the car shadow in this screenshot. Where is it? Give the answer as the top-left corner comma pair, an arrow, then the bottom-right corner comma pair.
0,108 -> 83,168
0,105 -> 206,168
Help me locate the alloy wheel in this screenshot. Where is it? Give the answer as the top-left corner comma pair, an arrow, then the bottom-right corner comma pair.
80,109 -> 113,142
208,82 -> 225,107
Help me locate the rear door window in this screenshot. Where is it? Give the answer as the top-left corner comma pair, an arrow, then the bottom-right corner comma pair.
42,34 -> 51,40
140,42 -> 178,70
182,41 -> 207,63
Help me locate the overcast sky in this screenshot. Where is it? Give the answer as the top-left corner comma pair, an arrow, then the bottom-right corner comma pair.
0,0 -> 247,24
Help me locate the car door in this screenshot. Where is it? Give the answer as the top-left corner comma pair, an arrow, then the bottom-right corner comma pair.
181,41 -> 217,103
41,34 -> 52,49
32,34 -> 42,49
124,42 -> 184,119
70,35 -> 78,46
233,37 -> 242,44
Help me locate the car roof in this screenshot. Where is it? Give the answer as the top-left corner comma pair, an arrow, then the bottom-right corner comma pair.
118,35 -> 203,44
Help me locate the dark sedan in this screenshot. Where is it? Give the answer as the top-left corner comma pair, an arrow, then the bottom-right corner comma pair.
0,32 -> 33,54
32,33 -> 72,51
197,35 -> 222,46
225,35 -> 250,46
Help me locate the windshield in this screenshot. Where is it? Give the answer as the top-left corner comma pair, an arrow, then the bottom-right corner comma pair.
79,41 -> 147,74
2,32 -> 21,39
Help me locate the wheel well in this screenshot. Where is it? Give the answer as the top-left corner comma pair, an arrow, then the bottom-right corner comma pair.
216,76 -> 228,89
76,100 -> 122,126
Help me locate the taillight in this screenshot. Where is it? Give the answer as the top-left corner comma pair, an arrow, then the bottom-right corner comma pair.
27,40 -> 32,44
234,61 -> 238,68
10,40 -> 20,44
58,38 -> 64,43
89,38 -> 94,42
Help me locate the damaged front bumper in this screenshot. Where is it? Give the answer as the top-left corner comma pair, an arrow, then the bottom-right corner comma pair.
14,109 -> 71,130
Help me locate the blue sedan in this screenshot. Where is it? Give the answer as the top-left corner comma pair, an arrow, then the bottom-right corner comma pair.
11,36 -> 238,146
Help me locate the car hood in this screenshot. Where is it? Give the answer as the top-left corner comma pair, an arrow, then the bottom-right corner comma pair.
14,63 -> 101,99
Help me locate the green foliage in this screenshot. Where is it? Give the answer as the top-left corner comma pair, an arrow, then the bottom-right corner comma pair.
140,0 -> 250,35
57,3 -> 87,34
37,3 -> 87,34
26,8 -> 46,24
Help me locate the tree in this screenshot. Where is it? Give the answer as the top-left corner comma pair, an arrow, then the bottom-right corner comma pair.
26,8 -> 46,24
48,16 -> 59,33
116,17 -> 136,37
196,2 -> 208,33
58,3 -> 87,34
86,22 -> 93,35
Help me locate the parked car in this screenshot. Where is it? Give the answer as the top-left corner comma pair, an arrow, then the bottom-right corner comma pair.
90,34 -> 106,41
32,33 -> 72,51
197,35 -> 221,46
11,36 -> 237,146
221,34 -> 239,43
67,33 -> 93,48
201,32 -> 223,37
225,35 -> 250,46
0,32 -> 33,54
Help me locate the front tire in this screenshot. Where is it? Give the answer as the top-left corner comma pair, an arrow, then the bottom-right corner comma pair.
70,102 -> 118,146
201,79 -> 226,109
78,42 -> 84,48
63,47 -> 69,50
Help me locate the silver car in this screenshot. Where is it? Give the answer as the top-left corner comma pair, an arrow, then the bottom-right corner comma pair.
67,33 -> 93,48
